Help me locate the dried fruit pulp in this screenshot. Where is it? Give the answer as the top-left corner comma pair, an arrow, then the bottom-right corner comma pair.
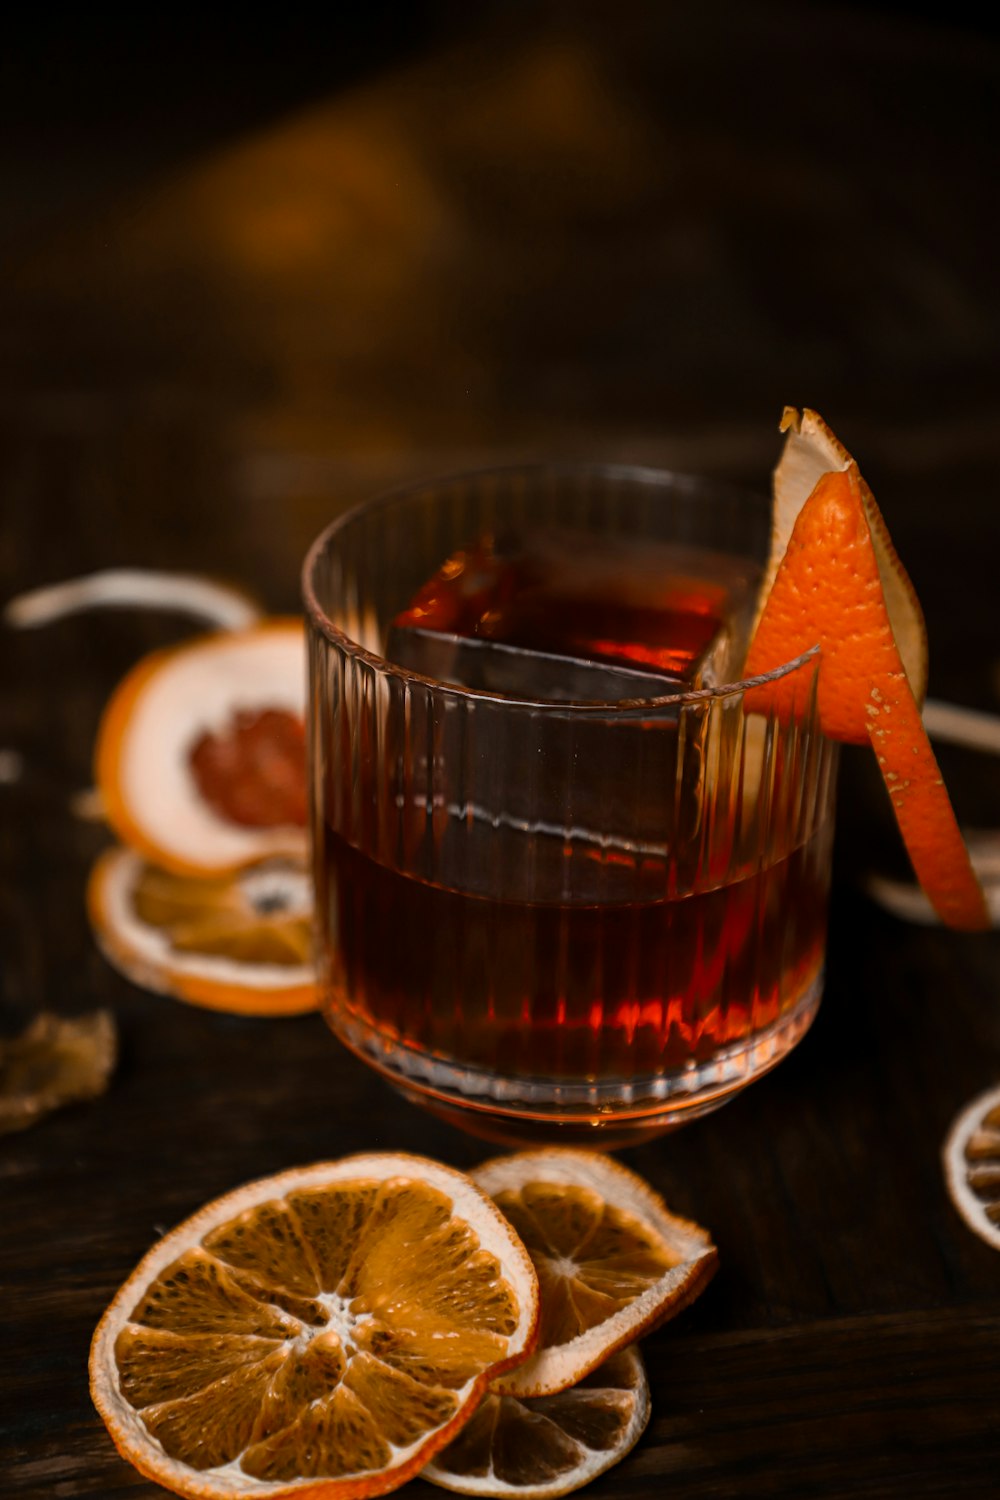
492,1181 -> 680,1352
472,1151 -> 717,1400
426,1346 -> 649,1497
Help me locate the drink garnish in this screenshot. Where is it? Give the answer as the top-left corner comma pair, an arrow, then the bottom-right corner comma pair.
745,439 -> 988,931
760,406 -> 928,701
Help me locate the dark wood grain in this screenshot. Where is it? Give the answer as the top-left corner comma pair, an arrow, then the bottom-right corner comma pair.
2,4 -> 999,1497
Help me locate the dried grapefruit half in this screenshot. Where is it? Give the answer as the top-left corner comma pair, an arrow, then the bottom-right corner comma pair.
90,1155 -> 540,1500
95,619 -> 307,878
87,846 -> 318,1016
943,1083 -> 1000,1253
473,1150 -> 716,1398
424,1345 -> 649,1499
759,406 -> 928,701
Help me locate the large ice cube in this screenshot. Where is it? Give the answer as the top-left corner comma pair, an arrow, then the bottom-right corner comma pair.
386,526 -> 760,702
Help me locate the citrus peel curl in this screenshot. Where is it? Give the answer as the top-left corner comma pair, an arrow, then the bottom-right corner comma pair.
764,406 -> 928,701
744,463 -> 988,932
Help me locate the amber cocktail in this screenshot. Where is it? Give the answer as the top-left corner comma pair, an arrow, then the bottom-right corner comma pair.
304,465 -> 837,1145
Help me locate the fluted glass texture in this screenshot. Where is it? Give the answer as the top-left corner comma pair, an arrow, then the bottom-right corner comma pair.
304,465 -> 838,1142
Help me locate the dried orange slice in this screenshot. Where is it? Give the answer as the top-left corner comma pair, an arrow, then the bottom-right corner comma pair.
473,1150 -> 716,1398
95,619 -> 307,878
744,463 -> 989,932
424,1345 -> 649,1499
88,846 -> 318,1016
90,1155 -> 540,1500
760,407 -> 928,701
943,1083 -> 1000,1252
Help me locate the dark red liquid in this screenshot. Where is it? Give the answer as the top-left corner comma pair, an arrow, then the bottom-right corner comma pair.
321,825 -> 830,1083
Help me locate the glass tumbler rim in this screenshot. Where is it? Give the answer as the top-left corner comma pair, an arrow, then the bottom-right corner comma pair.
301,459 -> 820,715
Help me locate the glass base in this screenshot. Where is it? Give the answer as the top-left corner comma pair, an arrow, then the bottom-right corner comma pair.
328,973 -> 823,1149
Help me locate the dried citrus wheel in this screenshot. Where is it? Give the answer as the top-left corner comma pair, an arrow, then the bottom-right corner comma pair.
95,619 -> 307,878
87,846 -> 318,1016
90,1155 -> 540,1500
473,1150 -> 716,1398
744,463 -> 989,932
760,407 -> 928,701
943,1083 -> 1000,1252
423,1345 -> 649,1499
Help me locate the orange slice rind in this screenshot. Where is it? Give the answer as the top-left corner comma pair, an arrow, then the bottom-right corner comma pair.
473,1149 -> 716,1399
423,1345 -> 650,1499
88,846 -> 318,1016
95,619 -> 307,878
760,407 -> 928,701
744,462 -> 989,932
943,1083 -> 1000,1253
90,1155 -> 541,1500
4,569 -> 261,632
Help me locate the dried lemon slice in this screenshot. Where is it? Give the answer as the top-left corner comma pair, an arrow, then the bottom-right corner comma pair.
474,1150 -> 716,1398
90,1155 -> 540,1499
88,847 -> 317,1016
943,1083 -> 1000,1252
95,619 -> 307,877
424,1345 -> 649,1499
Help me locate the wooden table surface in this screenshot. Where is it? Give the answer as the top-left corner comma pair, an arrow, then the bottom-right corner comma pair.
2,5 -> 999,1496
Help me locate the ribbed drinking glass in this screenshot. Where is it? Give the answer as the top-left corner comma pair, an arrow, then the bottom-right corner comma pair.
303,465 -> 837,1146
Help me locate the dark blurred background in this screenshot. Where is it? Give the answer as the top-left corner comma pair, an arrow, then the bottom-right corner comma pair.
1,2 -> 996,254
0,0 -> 996,729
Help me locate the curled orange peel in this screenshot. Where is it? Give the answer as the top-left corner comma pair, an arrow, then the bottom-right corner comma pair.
744,465 -> 989,932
